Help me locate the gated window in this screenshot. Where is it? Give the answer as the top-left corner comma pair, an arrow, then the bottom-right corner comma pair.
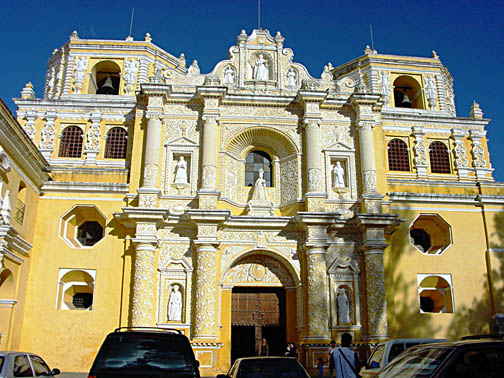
429,141 -> 451,174
105,127 -> 127,159
245,151 -> 272,187
387,139 -> 410,171
59,126 -> 83,158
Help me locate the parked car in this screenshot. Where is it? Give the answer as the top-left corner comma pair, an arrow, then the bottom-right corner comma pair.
360,338 -> 445,377
88,327 -> 200,378
0,351 -> 60,377
216,356 -> 310,378
374,336 -> 504,378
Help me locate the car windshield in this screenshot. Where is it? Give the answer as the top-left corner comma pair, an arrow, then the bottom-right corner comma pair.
95,333 -> 194,371
375,346 -> 452,378
0,357 -> 4,371
236,358 -> 308,378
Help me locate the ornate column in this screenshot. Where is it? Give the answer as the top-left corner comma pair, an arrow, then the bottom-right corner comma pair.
470,128 -> 490,180
143,111 -> 162,188
188,209 -> 229,340
40,111 -> 56,160
412,127 -> 428,179
451,128 -> 470,179
299,85 -> 326,212
305,244 -> 330,341
356,214 -> 402,341
194,243 -> 218,338
350,93 -> 382,213
23,110 -> 37,141
84,112 -> 101,165
197,86 -> 225,209
131,239 -> 157,327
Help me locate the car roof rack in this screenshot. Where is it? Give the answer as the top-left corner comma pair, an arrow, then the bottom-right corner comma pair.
461,334 -> 504,340
113,327 -> 183,335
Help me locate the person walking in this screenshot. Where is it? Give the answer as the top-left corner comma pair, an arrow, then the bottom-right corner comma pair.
259,338 -> 269,356
328,340 -> 337,378
332,333 -> 360,378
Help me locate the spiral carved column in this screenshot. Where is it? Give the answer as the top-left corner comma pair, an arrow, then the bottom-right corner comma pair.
132,242 -> 157,327
306,246 -> 330,341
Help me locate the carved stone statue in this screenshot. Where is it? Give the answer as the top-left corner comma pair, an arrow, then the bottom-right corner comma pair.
333,161 -> 345,188
251,168 -> 268,201
337,288 -> 350,324
286,68 -> 297,88
174,156 -> 188,184
254,54 -> 268,81
425,75 -> 437,109
224,66 -> 235,85
168,284 -> 183,321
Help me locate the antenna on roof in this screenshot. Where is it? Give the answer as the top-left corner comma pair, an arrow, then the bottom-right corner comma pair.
370,24 -> 375,51
128,8 -> 135,39
258,0 -> 261,30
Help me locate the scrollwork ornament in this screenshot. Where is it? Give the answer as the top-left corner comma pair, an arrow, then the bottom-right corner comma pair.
414,138 -> 428,165
139,193 -> 157,208
454,140 -> 469,168
40,120 -> 56,150
85,123 -> 101,152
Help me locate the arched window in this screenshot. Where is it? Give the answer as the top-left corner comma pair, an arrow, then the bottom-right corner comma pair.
104,127 -> 127,159
387,139 -> 410,171
245,150 -> 272,187
393,75 -> 424,109
418,274 -> 454,313
57,269 -> 95,310
429,141 -> 451,174
14,182 -> 27,225
59,126 -> 83,158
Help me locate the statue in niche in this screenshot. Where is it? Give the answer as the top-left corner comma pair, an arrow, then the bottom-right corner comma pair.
333,161 -> 345,188
286,68 -> 297,88
174,156 -> 188,184
337,288 -> 351,324
223,66 -> 235,85
251,168 -> 268,201
168,284 -> 183,321
254,54 -> 268,81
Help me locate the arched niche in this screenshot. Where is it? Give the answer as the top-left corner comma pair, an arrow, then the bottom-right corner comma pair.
0,269 -> 16,299
88,60 -> 121,95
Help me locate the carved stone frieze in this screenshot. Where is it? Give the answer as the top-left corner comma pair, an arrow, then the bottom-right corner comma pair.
143,163 -> 158,187
40,119 -> 56,150
202,165 -> 216,188
225,254 -> 295,286
363,171 -> 377,193
307,168 -> 323,192
364,250 -> 388,337
136,223 -> 157,237
164,119 -> 199,142
306,251 -> 329,336
220,105 -> 302,119
280,158 -> 298,203
85,123 -> 101,152
132,244 -> 156,326
159,244 -> 191,269
139,193 -> 157,208
194,246 -> 217,336
321,124 -> 353,149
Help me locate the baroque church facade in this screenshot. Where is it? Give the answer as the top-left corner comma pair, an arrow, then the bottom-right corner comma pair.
0,28 -> 503,375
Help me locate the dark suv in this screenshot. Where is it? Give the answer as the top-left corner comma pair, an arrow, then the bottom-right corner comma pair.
88,327 -> 200,378
375,335 -> 504,378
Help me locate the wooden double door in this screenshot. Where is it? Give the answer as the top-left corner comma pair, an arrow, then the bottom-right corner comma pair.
231,287 -> 286,362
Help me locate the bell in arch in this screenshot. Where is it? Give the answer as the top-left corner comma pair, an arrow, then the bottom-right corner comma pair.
97,76 -> 115,95
401,91 -> 412,108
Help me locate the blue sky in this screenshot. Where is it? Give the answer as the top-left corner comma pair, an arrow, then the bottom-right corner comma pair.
2,0 -> 503,180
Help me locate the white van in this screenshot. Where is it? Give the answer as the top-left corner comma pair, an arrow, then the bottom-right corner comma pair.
360,338 -> 446,377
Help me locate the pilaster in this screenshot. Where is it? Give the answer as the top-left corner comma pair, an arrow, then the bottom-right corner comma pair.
84,112 -> 102,165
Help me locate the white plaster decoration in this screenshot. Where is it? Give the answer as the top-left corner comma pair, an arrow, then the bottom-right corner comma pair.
123,58 -> 139,95
285,68 -> 297,89
194,245 -> 217,338
40,112 -> 56,154
337,287 -> 351,324
138,58 -> 150,86
174,156 -> 188,184
443,75 -> 456,115
0,190 -> 10,225
188,60 -> 200,76
280,158 -> 298,204
85,113 -> 102,152
143,163 -> 159,187
451,129 -> 469,174
139,193 -> 157,208
378,70 -> 391,106
223,66 -> 236,86
308,168 -> 323,192
72,56 -> 88,93
412,128 -> 428,177
306,248 -> 329,338
470,130 -> 487,168
167,284 -> 183,321
332,162 -> 346,188
60,54 -> 72,97
364,248 -> 388,339
252,53 -> 269,80
425,74 -> 438,110
363,171 -> 377,193
45,66 -> 56,99
202,166 -> 216,189
224,255 -> 295,286
24,111 -> 37,140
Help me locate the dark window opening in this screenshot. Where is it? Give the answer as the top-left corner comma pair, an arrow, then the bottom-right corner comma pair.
72,292 -> 93,309
59,126 -> 83,158
96,73 -> 120,95
105,127 -> 128,159
388,139 -> 410,171
420,296 -> 435,312
245,151 -> 272,187
410,229 -> 431,253
77,221 -> 104,246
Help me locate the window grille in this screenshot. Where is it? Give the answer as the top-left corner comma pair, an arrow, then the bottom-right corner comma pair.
105,127 -> 127,159
14,199 -> 25,225
429,141 -> 451,174
59,126 -> 83,158
387,139 -> 410,171
72,293 -> 93,309
245,151 -> 272,187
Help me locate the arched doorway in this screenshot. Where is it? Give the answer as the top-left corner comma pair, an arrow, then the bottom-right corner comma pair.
222,251 -> 299,363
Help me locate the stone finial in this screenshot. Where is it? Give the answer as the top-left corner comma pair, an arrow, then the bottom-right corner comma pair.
355,63 -> 369,93
126,35 -> 134,41
70,30 -> 79,40
179,53 -> 186,67
144,32 -> 152,42
238,29 -> 248,42
21,82 -> 35,99
470,101 -> 484,119
431,50 -> 439,59
188,60 -> 200,76
327,62 -> 334,70
364,45 -> 377,55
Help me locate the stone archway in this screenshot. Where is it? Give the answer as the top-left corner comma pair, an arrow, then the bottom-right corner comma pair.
222,252 -> 298,361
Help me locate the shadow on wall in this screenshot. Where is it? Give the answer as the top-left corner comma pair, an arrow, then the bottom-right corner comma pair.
385,212 -> 440,338
447,211 -> 504,339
